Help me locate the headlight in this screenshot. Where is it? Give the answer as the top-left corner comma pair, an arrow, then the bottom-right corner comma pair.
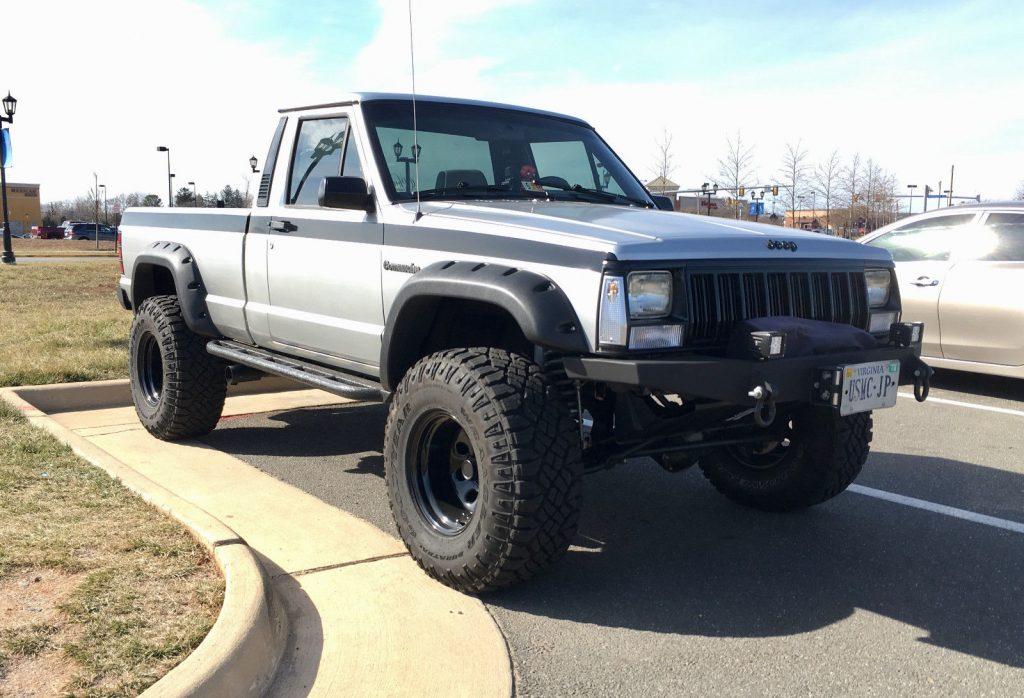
627,271 -> 672,318
865,269 -> 892,308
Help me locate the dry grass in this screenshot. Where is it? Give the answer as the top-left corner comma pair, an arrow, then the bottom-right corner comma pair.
0,400 -> 223,695
0,260 -> 130,387
0,260 -> 224,695
13,238 -> 116,257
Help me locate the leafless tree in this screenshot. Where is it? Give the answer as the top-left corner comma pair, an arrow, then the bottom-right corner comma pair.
813,150 -> 841,231
650,128 -> 677,188
1014,181 -> 1024,200
839,153 -> 863,234
716,130 -> 756,219
779,140 -> 810,227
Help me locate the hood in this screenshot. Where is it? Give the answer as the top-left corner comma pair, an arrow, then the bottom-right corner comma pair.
417,200 -> 892,263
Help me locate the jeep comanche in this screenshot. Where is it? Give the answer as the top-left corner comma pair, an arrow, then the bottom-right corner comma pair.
117,93 -> 930,593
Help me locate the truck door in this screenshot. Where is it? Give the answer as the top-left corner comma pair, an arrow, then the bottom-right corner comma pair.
866,213 -> 977,358
260,114 -> 384,371
939,211 -> 1024,365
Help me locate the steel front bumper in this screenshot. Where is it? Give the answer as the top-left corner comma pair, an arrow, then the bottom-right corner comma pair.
562,343 -> 930,408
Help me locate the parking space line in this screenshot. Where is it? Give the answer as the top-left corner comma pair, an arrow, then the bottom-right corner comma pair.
849,484 -> 1024,534
897,392 -> 1024,418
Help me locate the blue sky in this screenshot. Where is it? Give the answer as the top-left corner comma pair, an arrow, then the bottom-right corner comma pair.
8,0 -> 1023,202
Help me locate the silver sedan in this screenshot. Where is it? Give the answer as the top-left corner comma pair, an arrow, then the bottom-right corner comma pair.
860,202 -> 1024,379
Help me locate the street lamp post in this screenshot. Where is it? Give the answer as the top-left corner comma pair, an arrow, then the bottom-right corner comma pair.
393,140 -> 421,195
751,189 -> 764,222
700,182 -> 718,216
157,146 -> 173,207
249,155 -> 259,174
98,183 -> 107,251
906,184 -> 918,216
188,181 -> 197,207
1,91 -> 18,265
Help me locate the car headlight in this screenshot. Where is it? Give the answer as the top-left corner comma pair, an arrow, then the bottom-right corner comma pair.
627,271 -> 672,318
865,269 -> 892,308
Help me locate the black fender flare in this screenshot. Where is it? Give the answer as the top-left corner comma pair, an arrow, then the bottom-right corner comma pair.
130,241 -> 219,337
380,260 -> 588,390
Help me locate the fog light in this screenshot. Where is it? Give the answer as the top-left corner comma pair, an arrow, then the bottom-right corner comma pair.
890,321 -> 924,347
869,310 -> 898,334
629,324 -> 684,350
750,330 -> 787,359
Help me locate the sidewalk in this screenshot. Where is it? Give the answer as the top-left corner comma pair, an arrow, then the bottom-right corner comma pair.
4,379 -> 512,697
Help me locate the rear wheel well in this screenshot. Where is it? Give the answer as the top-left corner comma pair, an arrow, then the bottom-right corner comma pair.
132,263 -> 176,310
387,298 -> 532,389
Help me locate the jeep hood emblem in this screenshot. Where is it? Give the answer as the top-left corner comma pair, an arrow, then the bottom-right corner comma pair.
767,239 -> 798,251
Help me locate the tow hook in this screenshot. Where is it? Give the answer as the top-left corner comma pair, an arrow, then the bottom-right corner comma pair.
748,381 -> 777,427
913,365 -> 933,402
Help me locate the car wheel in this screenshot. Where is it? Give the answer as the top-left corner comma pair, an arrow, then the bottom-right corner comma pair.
129,295 -> 227,440
699,408 -> 872,511
384,347 -> 582,593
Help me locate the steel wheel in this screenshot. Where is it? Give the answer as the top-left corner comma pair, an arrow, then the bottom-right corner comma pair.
406,410 -> 480,535
726,418 -> 795,470
136,331 -> 164,407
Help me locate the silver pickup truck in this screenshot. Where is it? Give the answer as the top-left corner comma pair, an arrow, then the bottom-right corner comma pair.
117,92 -> 930,593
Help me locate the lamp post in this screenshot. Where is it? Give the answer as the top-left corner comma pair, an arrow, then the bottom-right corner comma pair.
157,146 -> 173,207
751,189 -> 765,222
188,181 -> 197,207
249,155 -> 259,174
98,183 -> 107,251
1,91 -> 18,265
700,182 -> 718,216
797,195 -> 806,229
393,139 -> 421,195
906,184 -> 917,216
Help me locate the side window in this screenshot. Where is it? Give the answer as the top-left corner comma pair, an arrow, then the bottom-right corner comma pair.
976,213 -> 1024,261
868,214 -> 974,262
341,136 -> 363,180
288,117 -> 348,206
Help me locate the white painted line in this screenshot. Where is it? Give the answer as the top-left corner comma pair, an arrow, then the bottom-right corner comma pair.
849,484 -> 1024,534
897,392 -> 1024,418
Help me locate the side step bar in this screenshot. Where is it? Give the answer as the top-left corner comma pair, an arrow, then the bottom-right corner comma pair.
207,340 -> 383,402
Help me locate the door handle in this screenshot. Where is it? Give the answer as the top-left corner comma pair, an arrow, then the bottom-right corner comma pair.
268,219 -> 297,233
911,276 -> 940,287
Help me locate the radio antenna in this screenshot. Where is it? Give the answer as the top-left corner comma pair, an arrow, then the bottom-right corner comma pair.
407,0 -> 422,221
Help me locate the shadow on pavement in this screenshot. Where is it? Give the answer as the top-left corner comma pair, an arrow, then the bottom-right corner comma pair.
489,454 -> 1024,669
929,368 -> 1024,402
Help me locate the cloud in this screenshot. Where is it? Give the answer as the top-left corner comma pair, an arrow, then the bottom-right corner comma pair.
8,0 -> 334,202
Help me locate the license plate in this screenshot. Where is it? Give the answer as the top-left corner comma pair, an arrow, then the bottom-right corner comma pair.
839,360 -> 901,416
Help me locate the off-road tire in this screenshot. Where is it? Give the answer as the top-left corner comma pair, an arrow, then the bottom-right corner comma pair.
384,348 -> 582,594
699,409 -> 872,512
129,295 -> 226,440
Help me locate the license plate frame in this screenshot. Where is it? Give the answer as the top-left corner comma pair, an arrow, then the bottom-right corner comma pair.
838,359 -> 901,416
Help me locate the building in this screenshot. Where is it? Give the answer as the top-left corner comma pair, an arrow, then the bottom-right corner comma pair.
4,182 -> 41,235
645,176 -> 679,197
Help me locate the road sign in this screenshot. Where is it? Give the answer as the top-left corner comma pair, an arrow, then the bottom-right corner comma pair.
0,129 -> 10,168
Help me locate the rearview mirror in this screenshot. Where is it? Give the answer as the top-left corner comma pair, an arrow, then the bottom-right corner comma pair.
651,195 -> 675,212
318,176 -> 375,213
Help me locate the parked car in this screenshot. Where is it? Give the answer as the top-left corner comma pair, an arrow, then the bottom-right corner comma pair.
33,225 -> 66,239
117,92 -> 930,593
860,202 -> 1024,378
67,223 -> 116,241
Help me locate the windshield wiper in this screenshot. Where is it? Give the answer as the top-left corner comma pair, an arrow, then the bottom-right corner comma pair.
417,185 -> 547,201
539,180 -> 652,208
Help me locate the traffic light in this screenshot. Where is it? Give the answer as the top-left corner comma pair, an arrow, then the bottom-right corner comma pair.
738,186 -> 745,197
771,185 -> 779,196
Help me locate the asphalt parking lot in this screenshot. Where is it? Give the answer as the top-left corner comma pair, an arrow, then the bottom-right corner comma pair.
201,369 -> 1024,695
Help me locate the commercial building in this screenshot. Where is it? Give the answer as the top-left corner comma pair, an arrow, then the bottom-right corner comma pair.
4,182 -> 41,235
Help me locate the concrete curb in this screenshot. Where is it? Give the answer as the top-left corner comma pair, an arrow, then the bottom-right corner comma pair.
0,383 -> 289,697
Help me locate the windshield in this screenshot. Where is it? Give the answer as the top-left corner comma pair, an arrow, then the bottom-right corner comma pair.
361,100 -> 652,207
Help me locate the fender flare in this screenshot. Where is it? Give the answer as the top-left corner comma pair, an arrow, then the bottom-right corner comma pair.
130,241 -> 219,337
379,260 -> 588,391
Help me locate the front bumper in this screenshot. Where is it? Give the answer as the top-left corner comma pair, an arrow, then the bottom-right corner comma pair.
562,341 -> 928,407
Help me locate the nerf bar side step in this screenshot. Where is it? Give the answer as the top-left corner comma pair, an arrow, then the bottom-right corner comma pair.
207,339 -> 383,402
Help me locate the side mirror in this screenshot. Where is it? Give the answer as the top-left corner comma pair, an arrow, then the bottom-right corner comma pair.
651,195 -> 675,212
318,176 -> 375,213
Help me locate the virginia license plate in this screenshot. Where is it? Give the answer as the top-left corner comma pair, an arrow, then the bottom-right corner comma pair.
839,360 -> 901,416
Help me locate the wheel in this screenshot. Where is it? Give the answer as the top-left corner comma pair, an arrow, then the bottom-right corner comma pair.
698,408 -> 872,512
384,348 -> 582,593
129,295 -> 226,440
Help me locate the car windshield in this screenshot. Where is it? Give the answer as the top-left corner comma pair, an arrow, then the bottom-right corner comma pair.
361,99 -> 652,207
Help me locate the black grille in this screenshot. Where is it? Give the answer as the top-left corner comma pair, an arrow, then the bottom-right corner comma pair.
685,268 -> 868,345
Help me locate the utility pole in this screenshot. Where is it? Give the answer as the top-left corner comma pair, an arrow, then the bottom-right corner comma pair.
93,173 -> 100,251
947,165 -> 955,207
923,184 -> 930,212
